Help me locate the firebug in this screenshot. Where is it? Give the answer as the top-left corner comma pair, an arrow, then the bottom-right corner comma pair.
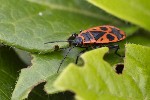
45,25 -> 126,72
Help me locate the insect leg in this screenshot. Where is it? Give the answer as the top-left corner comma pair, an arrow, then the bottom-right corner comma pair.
75,48 -> 88,64
108,44 -> 124,57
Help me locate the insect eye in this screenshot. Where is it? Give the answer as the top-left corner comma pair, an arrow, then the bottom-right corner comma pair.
72,33 -> 77,37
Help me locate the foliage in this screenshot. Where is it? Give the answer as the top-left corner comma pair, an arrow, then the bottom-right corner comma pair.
54,44 -> 150,100
0,0 -> 149,99
87,0 -> 150,31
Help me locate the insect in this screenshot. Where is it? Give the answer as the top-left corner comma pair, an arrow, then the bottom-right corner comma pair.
45,25 -> 126,72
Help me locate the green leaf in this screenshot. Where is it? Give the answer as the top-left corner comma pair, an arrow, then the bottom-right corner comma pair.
54,44 -> 150,100
0,0 -> 137,53
0,46 -> 25,100
0,47 -> 54,100
87,0 -> 150,31
11,48 -> 80,100
14,48 -> 32,65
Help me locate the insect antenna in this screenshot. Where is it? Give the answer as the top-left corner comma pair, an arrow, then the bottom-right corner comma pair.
44,40 -> 74,44
57,46 -> 75,73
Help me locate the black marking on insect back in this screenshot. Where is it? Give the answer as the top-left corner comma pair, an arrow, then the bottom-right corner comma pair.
90,31 -> 99,38
111,28 -> 124,40
100,38 -> 103,41
81,32 -> 93,42
100,27 -> 107,31
106,34 -> 115,41
90,31 -> 105,40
